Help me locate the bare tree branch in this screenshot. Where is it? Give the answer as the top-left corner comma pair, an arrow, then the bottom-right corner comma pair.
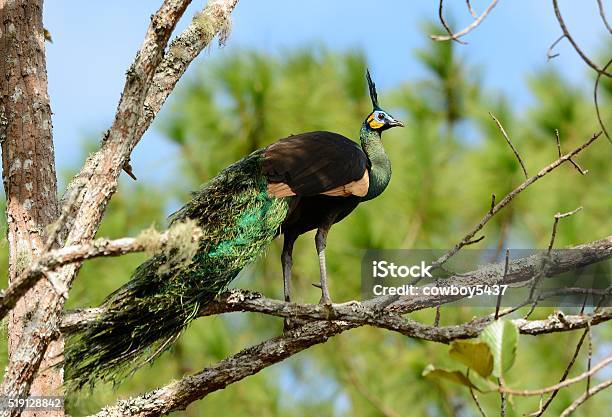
552,0 -> 612,78
431,0 -> 499,42
87,306 -> 611,417
60,231 -> 608,416
431,132 -> 601,268
88,320 -> 345,417
58,0 -> 195,241
63,287 -> 612,337
62,235 -> 612,334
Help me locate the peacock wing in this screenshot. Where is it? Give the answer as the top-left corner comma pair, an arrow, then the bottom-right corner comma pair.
262,131 -> 369,198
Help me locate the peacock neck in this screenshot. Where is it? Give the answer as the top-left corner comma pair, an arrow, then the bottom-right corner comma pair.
360,123 -> 391,201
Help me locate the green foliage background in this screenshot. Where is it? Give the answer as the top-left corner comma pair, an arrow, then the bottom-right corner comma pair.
1,28 -> 611,417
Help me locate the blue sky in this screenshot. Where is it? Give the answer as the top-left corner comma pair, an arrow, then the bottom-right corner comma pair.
41,0 -> 608,185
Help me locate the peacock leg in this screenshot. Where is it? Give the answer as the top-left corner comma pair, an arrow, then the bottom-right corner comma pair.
315,226 -> 332,305
282,232 -> 299,332
281,232 -> 297,302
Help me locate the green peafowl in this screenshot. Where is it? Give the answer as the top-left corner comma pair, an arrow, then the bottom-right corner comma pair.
66,70 -> 403,388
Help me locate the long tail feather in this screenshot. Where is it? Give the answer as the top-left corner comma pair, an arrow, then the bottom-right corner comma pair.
65,152 -> 288,389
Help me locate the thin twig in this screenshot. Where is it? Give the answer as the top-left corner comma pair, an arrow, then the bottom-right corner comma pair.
500,356 -> 612,396
495,249 -> 509,319
558,379 -> 612,417
555,129 -> 562,157
568,159 -> 587,175
547,35 -> 565,60
586,322 -> 592,394
436,0 -> 467,45
499,377 -> 507,417
549,207 -> 583,252
466,235 -> 486,245
552,0 -> 612,77
597,0 -> 612,34
431,0 -> 500,42
594,58 -> 612,144
526,206 -> 583,316
580,293 -> 588,315
522,299 -> 539,321
555,130 -> 589,175
534,328 -> 589,416
466,0 -> 478,18
527,397 -> 545,417
490,112 -> 529,179
467,370 -> 488,417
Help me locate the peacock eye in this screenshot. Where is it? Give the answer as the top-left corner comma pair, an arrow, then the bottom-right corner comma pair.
377,113 -> 385,120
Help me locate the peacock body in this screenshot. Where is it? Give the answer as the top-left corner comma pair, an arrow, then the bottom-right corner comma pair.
66,71 -> 403,388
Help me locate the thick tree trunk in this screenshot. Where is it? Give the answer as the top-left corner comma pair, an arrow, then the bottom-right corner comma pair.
0,0 -> 61,414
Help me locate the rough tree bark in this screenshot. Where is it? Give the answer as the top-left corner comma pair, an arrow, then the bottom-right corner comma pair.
0,0 -> 62,414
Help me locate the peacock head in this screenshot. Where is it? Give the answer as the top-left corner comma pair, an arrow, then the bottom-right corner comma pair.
364,70 -> 404,131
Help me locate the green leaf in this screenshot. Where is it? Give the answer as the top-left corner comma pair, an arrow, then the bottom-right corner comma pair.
479,320 -> 519,378
422,365 -> 480,390
449,340 -> 494,378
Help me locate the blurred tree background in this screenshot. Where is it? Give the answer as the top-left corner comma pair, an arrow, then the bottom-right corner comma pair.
1,27 -> 611,417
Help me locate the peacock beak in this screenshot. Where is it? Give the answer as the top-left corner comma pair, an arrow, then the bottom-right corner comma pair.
388,118 -> 404,128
